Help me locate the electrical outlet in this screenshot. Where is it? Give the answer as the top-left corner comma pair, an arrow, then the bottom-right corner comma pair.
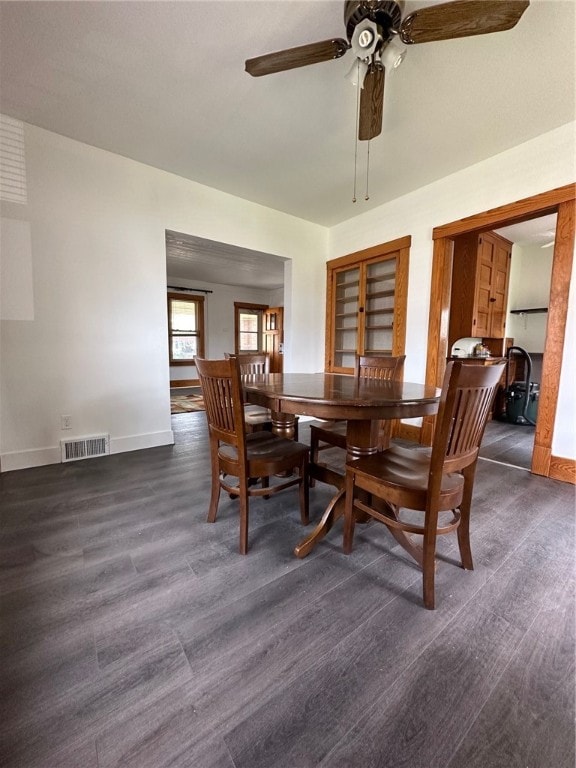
61,414 -> 72,430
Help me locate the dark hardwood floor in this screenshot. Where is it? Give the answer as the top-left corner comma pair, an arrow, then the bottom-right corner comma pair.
479,419 -> 536,470
1,413 -> 574,767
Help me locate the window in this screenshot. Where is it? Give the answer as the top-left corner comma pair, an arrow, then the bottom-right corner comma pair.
167,292 -> 205,364
234,302 -> 267,353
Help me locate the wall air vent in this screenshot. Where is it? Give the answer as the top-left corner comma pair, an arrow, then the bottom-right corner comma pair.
60,434 -> 110,463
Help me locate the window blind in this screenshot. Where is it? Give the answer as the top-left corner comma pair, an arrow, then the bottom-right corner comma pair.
0,114 -> 27,204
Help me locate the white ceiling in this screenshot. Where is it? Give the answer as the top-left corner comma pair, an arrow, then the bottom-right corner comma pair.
166,230 -> 286,290
0,0 -> 573,286
495,213 -> 557,246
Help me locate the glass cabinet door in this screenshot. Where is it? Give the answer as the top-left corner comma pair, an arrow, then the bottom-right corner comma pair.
325,237 -> 408,374
332,266 -> 360,370
363,257 -> 397,355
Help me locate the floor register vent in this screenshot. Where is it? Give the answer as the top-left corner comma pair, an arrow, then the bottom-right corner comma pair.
61,434 -> 110,463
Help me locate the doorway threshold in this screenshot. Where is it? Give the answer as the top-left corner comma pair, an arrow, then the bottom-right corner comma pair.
478,455 -> 531,472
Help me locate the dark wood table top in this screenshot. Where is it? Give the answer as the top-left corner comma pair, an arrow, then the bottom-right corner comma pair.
242,372 -> 440,421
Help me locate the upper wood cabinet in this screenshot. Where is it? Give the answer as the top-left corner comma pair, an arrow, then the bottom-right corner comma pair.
448,230 -> 512,345
325,237 -> 410,373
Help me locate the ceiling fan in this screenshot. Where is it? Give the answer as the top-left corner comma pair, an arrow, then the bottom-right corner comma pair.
245,0 -> 530,141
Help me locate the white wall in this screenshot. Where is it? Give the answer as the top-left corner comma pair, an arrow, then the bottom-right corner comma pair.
167,277 -> 281,383
0,124 -> 327,471
329,122 -> 576,459
506,243 -> 553,352
1,120 -> 574,470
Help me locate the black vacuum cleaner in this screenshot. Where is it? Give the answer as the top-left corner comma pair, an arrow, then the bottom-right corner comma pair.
501,346 -> 539,426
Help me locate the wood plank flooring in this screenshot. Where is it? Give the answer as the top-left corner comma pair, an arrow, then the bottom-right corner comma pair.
1,413 -> 574,767
479,419 -> 536,470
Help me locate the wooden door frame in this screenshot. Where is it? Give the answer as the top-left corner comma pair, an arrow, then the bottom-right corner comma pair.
423,183 -> 575,483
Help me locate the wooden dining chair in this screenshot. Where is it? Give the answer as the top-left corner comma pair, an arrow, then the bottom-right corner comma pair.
195,355 -> 309,554
229,352 -> 270,375
226,352 -> 299,439
343,360 -> 505,609
309,354 -> 405,478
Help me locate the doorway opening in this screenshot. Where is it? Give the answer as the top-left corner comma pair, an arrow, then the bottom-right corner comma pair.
447,215 -> 556,471
165,229 -> 287,393
424,184 -> 575,483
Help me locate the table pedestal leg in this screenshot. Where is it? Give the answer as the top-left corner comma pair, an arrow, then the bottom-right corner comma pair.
270,411 -> 296,440
293,488 -> 346,558
294,419 -> 379,558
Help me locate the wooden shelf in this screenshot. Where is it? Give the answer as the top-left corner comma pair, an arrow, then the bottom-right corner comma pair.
367,274 -> 396,285
365,308 -> 394,316
366,289 -> 395,300
510,307 -> 548,314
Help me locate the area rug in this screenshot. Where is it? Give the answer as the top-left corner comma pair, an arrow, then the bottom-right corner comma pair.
170,393 -> 205,414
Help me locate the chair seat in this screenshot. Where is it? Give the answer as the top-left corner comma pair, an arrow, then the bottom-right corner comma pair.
310,421 -> 346,448
244,404 -> 271,417
219,431 -> 308,474
244,405 -> 272,428
244,405 -> 299,439
348,445 -> 465,511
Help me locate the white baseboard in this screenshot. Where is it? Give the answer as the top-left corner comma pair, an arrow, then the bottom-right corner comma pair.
1,430 -> 175,473
1,445 -> 62,472
110,431 -> 175,454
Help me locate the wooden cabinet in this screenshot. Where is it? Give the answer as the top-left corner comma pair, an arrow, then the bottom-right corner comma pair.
325,237 -> 409,373
449,230 -> 512,346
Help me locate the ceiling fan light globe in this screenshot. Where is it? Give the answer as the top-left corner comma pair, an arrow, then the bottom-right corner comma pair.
358,29 -> 375,48
351,18 -> 381,58
381,35 -> 407,69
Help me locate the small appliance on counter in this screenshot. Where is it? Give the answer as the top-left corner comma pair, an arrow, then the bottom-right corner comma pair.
450,337 -> 483,358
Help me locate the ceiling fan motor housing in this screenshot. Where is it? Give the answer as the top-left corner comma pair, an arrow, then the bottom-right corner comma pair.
344,0 -> 404,43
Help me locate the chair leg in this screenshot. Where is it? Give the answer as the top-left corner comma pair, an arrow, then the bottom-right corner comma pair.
343,470 -> 356,554
207,461 -> 221,523
238,478 -> 250,555
457,467 -> 476,570
309,430 -> 318,488
299,458 -> 309,526
422,518 -> 439,610
260,474 -> 271,500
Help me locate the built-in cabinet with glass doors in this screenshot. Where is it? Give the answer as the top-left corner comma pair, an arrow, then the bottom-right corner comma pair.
325,237 -> 410,373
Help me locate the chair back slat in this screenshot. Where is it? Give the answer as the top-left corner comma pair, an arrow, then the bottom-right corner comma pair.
433,361 -> 505,475
356,354 -> 405,382
195,356 -> 246,446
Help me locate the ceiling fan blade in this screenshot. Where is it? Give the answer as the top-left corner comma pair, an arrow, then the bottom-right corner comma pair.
359,66 -> 385,141
400,0 -> 530,45
245,38 -> 349,77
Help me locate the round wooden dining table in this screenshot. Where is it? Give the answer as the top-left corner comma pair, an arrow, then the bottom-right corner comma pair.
242,372 -> 441,558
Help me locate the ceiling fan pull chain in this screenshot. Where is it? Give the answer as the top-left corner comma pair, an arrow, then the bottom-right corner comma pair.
352,61 -> 361,203
365,139 -> 371,201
